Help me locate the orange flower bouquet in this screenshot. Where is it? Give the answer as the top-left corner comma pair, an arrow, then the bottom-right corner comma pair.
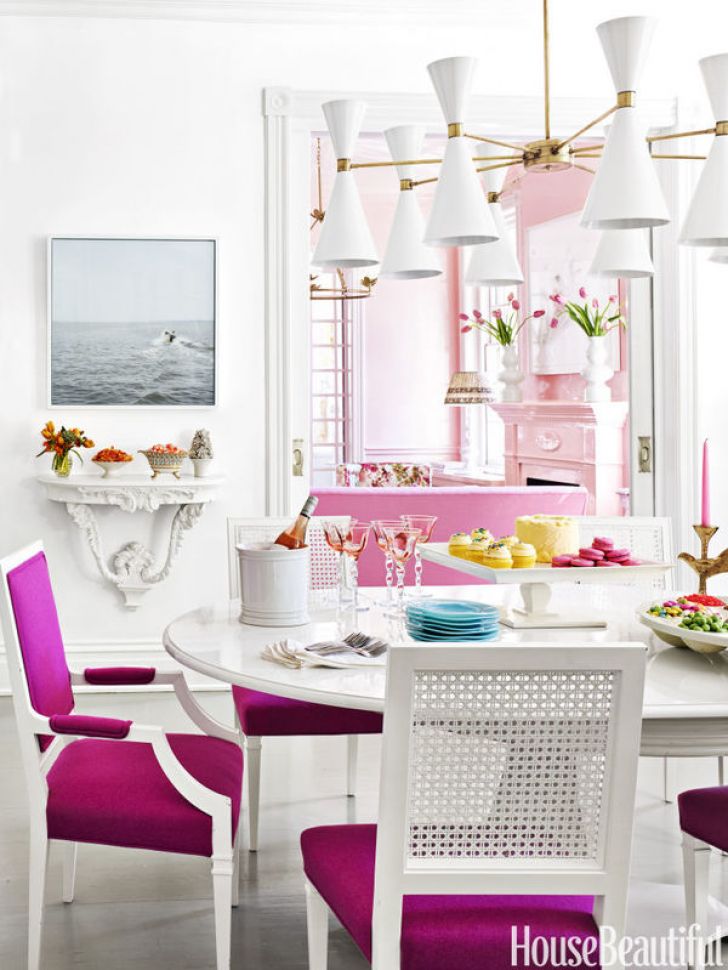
36,421 -> 94,478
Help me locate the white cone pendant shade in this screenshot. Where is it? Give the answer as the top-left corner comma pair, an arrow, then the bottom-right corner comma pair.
589,229 -> 654,278
581,16 -> 669,230
465,161 -> 522,285
424,56 -> 498,247
423,137 -> 498,247
312,99 -> 378,269
466,205 -> 523,285
380,125 -> 442,280
680,54 -> 728,247
381,191 -> 442,280
581,107 -> 669,230
596,16 -> 656,92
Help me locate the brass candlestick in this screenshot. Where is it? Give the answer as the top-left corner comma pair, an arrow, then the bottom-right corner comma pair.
677,525 -> 728,594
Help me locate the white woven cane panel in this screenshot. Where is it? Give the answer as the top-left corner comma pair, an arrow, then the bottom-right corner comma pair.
407,669 -> 616,863
576,517 -> 673,591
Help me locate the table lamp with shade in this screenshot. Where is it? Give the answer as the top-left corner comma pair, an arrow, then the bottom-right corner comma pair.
444,370 -> 495,475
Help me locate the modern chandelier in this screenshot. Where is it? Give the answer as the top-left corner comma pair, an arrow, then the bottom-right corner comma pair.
311,0 -> 728,284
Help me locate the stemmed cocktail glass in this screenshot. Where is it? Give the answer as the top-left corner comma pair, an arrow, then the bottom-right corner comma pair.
342,523 -> 371,613
323,520 -> 355,610
371,520 -> 403,606
400,515 -> 438,596
383,526 -> 421,614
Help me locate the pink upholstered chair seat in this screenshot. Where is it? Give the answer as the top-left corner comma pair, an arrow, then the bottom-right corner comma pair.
47,733 -> 243,857
678,786 -> 728,853
301,824 -> 598,969
233,687 -> 382,737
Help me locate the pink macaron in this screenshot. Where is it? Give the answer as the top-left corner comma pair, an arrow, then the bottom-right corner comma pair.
598,560 -> 620,567
570,557 -> 595,567
618,558 -> 641,566
592,537 -> 614,551
579,547 -> 604,561
605,548 -> 631,561
551,554 -> 574,567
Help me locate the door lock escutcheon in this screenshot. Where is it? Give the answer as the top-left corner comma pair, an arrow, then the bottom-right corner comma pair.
292,438 -> 304,477
638,435 -> 652,474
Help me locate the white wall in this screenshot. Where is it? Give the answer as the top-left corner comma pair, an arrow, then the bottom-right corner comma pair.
0,3 -> 720,674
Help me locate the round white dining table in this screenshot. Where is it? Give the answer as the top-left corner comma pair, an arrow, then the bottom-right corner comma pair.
163,584 -> 728,759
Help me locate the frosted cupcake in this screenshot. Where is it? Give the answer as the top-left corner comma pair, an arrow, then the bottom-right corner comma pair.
469,536 -> 492,561
470,528 -> 494,543
448,532 -> 472,559
498,534 -> 519,549
483,542 -> 513,570
511,541 -> 537,569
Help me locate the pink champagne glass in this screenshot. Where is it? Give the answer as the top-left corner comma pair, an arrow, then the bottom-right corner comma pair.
324,519 -> 355,609
342,523 -> 371,613
371,520 -> 403,605
401,515 -> 438,596
383,526 -> 421,613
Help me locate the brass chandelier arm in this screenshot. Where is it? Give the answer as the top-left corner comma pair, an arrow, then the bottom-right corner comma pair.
572,163 -> 596,174
350,157 -> 442,169
555,104 -> 618,151
465,132 -> 525,152
651,153 -> 707,160
471,154 -> 524,162
411,176 -> 439,187
475,160 -> 523,174
647,126 -> 716,143
570,153 -> 603,159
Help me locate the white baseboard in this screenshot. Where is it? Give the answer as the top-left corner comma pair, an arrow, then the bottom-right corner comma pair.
0,639 -> 229,696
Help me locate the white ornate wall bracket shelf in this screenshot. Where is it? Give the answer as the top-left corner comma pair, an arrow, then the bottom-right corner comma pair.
39,474 -> 224,609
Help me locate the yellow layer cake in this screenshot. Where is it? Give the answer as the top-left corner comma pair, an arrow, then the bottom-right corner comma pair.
514,514 -> 579,563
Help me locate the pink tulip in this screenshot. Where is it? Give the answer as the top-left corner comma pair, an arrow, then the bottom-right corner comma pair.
511,299 -> 520,310
459,313 -> 469,321
533,309 -> 545,318
493,308 -> 502,318
550,293 -> 563,305
461,325 -> 472,333
550,317 -> 559,329
579,287 -> 587,299
608,294 -> 617,303
473,309 -> 482,319
592,298 -> 599,308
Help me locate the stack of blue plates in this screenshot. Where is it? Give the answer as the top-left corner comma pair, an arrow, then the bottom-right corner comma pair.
405,600 -> 500,642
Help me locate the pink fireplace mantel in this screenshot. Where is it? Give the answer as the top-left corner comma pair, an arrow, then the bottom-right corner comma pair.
489,401 -> 629,515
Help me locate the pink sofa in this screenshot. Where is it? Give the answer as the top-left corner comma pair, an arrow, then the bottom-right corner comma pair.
313,485 -> 588,586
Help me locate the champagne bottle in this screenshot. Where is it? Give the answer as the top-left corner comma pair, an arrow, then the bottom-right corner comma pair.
274,495 -> 319,549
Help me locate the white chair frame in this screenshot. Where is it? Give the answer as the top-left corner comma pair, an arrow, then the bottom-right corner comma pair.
0,541 -> 242,970
227,515 -> 360,852
682,833 -> 716,970
305,640 -> 647,970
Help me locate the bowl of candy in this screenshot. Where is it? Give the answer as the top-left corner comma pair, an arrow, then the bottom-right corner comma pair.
92,447 -> 134,477
139,443 -> 188,479
639,593 -> 728,654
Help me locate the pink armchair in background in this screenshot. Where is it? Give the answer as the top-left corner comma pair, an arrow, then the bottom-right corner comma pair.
0,542 -> 243,970
313,485 -> 589,585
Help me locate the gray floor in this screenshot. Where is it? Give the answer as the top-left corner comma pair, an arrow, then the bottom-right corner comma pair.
1,690 -> 727,970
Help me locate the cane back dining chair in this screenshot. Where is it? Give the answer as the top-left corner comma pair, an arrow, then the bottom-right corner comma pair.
0,542 -> 243,970
301,640 -> 647,970
227,516 -> 383,851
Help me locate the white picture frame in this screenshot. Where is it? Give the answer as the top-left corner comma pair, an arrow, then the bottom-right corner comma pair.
526,213 -> 621,376
47,236 -> 218,409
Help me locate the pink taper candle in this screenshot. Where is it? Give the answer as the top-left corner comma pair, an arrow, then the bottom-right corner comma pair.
701,438 -> 711,526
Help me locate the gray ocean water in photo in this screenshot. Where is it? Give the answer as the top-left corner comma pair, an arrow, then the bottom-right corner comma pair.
51,320 -> 215,406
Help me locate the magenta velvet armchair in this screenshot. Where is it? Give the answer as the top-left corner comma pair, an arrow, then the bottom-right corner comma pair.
0,542 -> 244,970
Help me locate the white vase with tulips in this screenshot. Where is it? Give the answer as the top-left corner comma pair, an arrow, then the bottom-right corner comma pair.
459,295 -> 545,404
549,287 -> 625,403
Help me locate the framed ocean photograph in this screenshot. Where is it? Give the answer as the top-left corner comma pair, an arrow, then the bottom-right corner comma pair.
48,237 -> 217,407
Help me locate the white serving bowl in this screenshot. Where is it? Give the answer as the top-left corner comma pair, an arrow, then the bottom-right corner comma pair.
92,460 -> 131,478
637,598 -> 728,654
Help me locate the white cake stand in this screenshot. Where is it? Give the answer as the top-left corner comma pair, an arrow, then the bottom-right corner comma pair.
420,543 -> 673,629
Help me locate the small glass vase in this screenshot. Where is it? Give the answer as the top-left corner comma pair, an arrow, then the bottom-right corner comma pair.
52,452 -> 73,478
